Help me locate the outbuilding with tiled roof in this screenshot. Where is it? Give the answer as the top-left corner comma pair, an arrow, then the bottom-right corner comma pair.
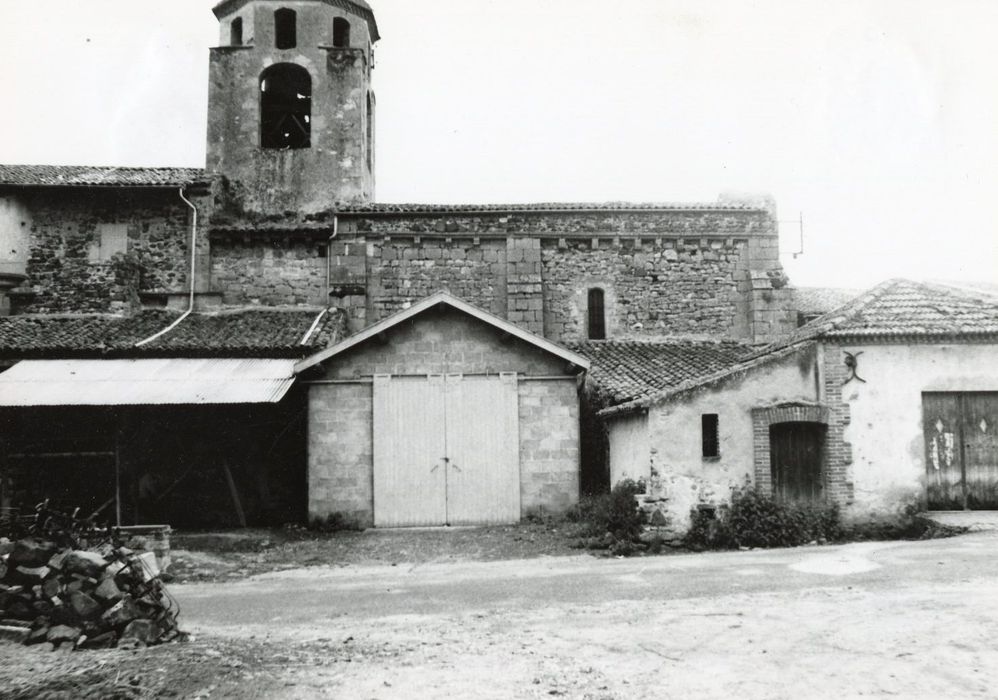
601,279 -> 998,535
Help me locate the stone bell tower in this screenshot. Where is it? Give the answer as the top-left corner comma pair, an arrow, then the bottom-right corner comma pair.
207,0 -> 379,215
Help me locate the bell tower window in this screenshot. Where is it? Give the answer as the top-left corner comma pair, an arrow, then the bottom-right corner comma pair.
230,17 -> 243,46
587,288 -> 606,340
333,17 -> 351,48
274,8 -> 297,49
260,64 -> 312,149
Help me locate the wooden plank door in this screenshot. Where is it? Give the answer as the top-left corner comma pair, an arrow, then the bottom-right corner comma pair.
769,422 -> 824,501
923,393 -> 965,510
373,375 -> 447,527
444,374 -> 521,525
960,393 -> 998,509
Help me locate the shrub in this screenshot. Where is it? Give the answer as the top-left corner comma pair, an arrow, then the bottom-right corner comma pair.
568,479 -> 647,554
843,504 -> 967,541
684,486 -> 842,550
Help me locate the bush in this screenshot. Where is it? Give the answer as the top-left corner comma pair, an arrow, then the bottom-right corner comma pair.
843,504 -> 967,541
684,486 -> 843,550
568,479 -> 647,554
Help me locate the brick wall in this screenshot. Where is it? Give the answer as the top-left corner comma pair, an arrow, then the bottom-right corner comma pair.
821,342 -> 855,506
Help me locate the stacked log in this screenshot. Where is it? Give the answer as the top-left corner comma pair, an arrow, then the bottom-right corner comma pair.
0,535 -> 181,650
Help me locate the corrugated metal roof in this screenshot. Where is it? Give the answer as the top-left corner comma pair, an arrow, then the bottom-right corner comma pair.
0,359 -> 296,406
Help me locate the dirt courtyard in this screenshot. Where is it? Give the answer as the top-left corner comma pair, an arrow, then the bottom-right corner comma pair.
3,532 -> 996,699
171,532 -> 998,699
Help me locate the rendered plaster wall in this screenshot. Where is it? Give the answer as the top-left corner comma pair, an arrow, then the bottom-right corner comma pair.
0,195 -> 31,278
306,310 -> 580,526
9,188 -> 206,314
207,1 -> 374,213
627,350 -> 817,533
832,342 -> 998,519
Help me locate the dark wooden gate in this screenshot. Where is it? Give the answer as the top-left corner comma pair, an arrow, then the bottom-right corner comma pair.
923,392 -> 998,510
769,422 -> 824,501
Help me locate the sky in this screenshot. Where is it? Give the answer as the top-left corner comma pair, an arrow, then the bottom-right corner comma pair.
0,0 -> 996,289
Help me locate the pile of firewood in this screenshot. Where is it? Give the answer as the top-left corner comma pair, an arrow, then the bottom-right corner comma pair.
0,504 -> 181,651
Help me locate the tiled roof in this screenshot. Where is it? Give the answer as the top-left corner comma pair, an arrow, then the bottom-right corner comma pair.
0,165 -> 208,188
793,286 -> 863,316
571,339 -> 753,406
333,201 -> 764,214
0,308 -> 340,360
777,279 -> 998,346
599,341 -> 816,419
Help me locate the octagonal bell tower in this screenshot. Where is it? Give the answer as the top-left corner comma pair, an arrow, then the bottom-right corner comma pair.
207,0 -> 379,215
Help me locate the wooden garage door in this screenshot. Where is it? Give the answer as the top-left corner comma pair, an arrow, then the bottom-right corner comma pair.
373,374 -> 520,527
923,392 -> 998,510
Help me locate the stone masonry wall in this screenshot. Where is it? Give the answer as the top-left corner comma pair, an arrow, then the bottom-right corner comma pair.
12,188 -> 205,314
541,237 -> 749,341
209,205 -> 793,344
211,239 -> 327,307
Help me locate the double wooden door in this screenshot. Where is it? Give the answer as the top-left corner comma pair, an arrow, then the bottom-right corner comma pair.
923,392 -> 998,510
372,374 -> 521,527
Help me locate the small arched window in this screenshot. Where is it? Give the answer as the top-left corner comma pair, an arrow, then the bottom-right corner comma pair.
230,17 -> 243,46
260,64 -> 312,149
274,8 -> 297,49
333,17 -> 351,48
587,288 -> 606,340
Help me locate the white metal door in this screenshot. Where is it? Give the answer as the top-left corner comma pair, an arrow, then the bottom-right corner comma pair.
373,375 -> 447,527
444,374 -> 521,525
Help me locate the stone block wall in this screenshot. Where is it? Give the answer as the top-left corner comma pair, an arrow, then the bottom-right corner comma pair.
541,236 -> 749,341
307,382 -> 373,526
208,204 -> 794,344
211,239 -> 327,307
518,379 -> 581,514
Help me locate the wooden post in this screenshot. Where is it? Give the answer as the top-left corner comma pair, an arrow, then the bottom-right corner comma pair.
223,462 -> 248,528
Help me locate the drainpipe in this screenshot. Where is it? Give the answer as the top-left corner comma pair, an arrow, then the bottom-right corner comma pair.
325,215 -> 339,306
135,187 -> 198,347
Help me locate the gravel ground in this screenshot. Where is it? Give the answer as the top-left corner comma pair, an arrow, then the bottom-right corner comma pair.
168,522 -> 588,582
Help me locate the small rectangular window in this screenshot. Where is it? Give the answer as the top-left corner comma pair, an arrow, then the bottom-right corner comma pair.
88,223 -> 128,262
702,414 -> 720,458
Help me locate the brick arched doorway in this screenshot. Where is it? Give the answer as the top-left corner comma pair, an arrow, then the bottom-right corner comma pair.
752,403 -> 830,499
770,422 -> 826,501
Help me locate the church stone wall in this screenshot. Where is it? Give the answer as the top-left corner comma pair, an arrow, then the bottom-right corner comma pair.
208,206 -> 793,344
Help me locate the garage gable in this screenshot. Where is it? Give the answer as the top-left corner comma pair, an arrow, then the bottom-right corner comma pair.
295,292 -> 590,376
